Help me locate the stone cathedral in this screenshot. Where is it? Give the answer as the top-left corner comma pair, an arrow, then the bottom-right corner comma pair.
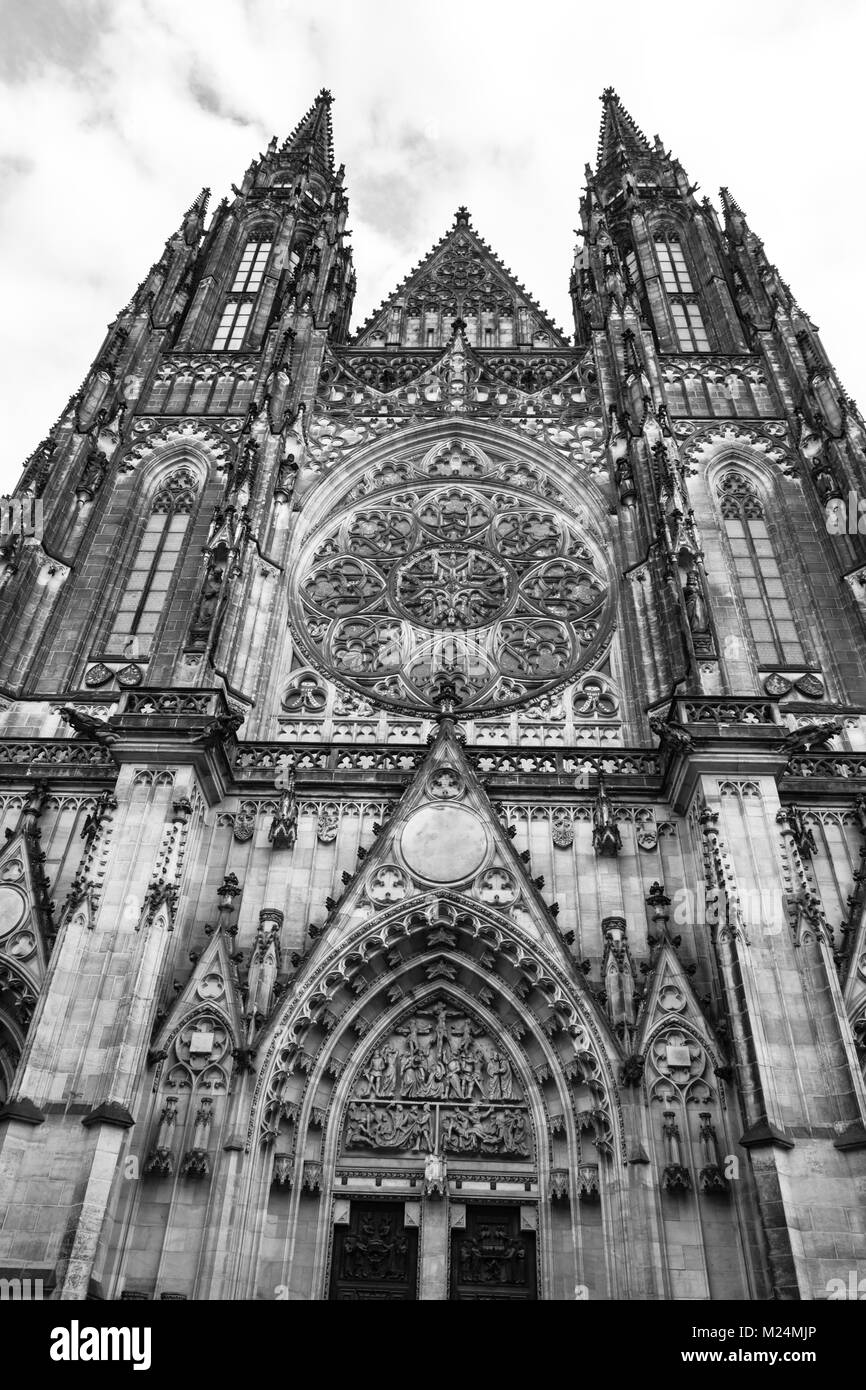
0,87 -> 864,1304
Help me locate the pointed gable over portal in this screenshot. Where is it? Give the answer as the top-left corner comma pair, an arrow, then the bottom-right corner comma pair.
352,207 -> 570,351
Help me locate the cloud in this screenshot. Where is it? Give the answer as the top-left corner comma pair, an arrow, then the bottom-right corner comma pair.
187,65 -> 257,127
0,0 -> 865,483
0,0 -> 109,84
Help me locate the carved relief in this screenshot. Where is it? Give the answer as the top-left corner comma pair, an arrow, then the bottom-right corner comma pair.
316,804 -> 340,843
332,1205 -> 413,1292
551,807 -> 574,848
341,1000 -> 530,1159
365,864 -> 410,907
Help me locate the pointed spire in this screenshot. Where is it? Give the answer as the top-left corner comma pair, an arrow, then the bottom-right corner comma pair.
719,186 -> 746,220
596,88 -> 651,169
719,185 -> 750,241
178,186 -> 210,246
280,88 -> 335,171
185,186 -> 211,219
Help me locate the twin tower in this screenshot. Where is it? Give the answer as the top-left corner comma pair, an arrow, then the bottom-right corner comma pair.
0,89 -> 864,1302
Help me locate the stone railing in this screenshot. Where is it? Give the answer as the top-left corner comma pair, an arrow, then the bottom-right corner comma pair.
231,742 -> 661,784
0,741 -> 115,771
784,754 -> 866,780
672,697 -> 782,726
116,689 -> 223,718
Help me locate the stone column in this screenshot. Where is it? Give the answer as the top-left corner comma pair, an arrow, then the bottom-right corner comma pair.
419,1192 -> 450,1300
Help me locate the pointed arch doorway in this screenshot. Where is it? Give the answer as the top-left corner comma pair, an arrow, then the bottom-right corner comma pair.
325,987 -> 541,1301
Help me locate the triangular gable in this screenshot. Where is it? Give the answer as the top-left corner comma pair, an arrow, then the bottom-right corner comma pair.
635,940 -> 725,1080
351,209 -> 569,349
304,717 -> 578,970
150,926 -> 245,1061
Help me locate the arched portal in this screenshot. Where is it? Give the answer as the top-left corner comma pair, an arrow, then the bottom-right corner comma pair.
245,893 -> 626,1301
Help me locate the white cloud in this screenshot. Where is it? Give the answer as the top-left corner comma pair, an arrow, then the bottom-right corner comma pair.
1,0 -> 864,484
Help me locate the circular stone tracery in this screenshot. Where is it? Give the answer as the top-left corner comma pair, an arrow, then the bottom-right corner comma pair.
290,441 -> 611,714
393,547 -> 510,629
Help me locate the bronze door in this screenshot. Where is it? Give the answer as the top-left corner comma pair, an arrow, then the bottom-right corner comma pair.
329,1202 -> 418,1301
450,1204 -> 537,1300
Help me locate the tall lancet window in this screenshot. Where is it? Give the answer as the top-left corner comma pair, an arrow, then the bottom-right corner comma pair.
654,230 -> 710,352
212,233 -> 273,350
717,472 -> 805,666
108,470 -> 198,658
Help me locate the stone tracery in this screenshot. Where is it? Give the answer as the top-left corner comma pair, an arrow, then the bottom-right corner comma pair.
291,438 -> 610,713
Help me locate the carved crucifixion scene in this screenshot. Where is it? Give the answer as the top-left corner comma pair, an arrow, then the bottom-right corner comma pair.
341,1001 -> 530,1159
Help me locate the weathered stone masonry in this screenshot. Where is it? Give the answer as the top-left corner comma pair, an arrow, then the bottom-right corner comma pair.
0,89 -> 864,1301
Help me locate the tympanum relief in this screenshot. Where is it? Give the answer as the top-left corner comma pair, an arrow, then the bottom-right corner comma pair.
342,1001 -> 531,1158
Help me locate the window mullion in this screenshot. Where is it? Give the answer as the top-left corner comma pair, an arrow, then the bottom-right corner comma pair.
130,510 -> 172,635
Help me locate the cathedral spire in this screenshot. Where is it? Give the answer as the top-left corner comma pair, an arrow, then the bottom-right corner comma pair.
176,186 -> 210,246
719,185 -> 750,242
280,88 -> 335,171
596,87 -> 652,169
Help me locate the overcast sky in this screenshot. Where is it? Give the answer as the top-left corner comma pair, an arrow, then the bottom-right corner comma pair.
1,0 -> 864,488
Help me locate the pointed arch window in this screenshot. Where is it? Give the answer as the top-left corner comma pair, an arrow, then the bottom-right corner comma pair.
212,233 -> 273,350
231,236 -> 272,293
717,472 -> 805,665
107,470 -> 198,658
654,231 -> 710,352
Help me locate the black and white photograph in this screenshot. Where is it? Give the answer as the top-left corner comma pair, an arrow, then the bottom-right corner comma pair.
0,0 -> 864,1351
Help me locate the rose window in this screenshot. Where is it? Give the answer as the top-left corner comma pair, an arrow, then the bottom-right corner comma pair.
290,448 -> 610,713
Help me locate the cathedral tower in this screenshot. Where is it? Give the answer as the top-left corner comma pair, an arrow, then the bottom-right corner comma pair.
0,89 -> 864,1302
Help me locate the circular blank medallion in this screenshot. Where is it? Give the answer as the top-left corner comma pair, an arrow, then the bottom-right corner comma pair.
0,885 -> 26,937
400,804 -> 488,884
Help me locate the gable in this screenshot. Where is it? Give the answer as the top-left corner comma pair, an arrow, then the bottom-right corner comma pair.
352,212 -> 569,350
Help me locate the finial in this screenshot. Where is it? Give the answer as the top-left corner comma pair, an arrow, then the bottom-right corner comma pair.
430,674 -> 463,718
454,205 -> 471,226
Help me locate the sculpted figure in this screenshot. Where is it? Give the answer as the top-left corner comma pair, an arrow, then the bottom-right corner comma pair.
381,1044 -> 398,1097
684,569 -> 709,634
268,766 -> 298,851
486,1051 -> 513,1101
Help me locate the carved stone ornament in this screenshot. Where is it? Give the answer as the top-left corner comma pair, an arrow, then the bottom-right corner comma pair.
366,863 -> 409,907
551,807 -> 574,849
763,673 -> 792,697
316,804 -> 340,843
116,663 -> 143,687
289,453 -> 610,714
423,1151 -> 447,1197
272,1153 -> 293,1187
794,672 -> 824,699
341,1000 -> 530,1160
592,774 -> 621,857
232,805 -> 256,843
84,663 -> 113,688
550,1167 -> 570,1202
576,1164 -> 600,1201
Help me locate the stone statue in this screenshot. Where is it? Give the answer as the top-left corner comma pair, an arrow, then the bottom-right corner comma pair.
191,563 -> 225,640
486,1051 -> 513,1100
683,569 -> 709,634
592,774 -> 622,857
424,1151 -> 446,1198
268,772 -> 298,851
76,446 -> 109,502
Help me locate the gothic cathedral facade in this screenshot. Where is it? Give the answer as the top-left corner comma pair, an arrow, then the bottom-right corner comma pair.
0,89 -> 864,1302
